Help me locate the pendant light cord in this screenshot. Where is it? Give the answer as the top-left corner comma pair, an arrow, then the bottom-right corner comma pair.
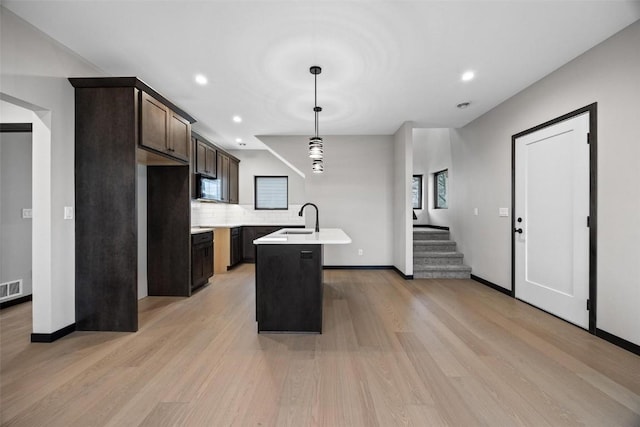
314,73 -> 319,138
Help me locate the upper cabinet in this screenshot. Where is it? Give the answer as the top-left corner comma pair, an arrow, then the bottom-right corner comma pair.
229,158 -> 239,204
195,138 -> 217,178
168,111 -> 191,162
191,131 -> 240,204
140,91 -> 191,163
217,152 -> 230,203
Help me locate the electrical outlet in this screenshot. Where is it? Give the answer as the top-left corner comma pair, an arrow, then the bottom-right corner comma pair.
64,206 -> 74,220
358,249 -> 363,256
22,208 -> 33,219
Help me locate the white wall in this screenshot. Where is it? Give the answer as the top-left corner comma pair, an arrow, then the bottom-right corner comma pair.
190,149 -> 307,227
1,8 -> 103,333
449,20 -> 640,345
0,131 -> 32,300
191,202 -> 305,227
259,135 -> 394,266
229,149 -> 305,206
392,122 -> 414,275
412,128 -> 452,227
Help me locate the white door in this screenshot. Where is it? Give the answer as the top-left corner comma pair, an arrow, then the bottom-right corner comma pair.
515,113 -> 590,329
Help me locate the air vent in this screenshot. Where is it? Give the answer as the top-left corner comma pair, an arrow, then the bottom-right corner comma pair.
0,280 -> 22,301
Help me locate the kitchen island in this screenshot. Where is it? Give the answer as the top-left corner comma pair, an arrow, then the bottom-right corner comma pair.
253,228 -> 351,333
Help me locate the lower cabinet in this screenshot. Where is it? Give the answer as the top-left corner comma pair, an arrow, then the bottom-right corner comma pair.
191,231 -> 213,291
256,244 -> 323,333
230,227 -> 242,268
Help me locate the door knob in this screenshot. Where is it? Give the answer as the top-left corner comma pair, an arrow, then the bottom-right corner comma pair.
514,228 -> 523,234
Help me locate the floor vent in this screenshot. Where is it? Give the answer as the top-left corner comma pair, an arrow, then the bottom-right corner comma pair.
0,280 -> 22,301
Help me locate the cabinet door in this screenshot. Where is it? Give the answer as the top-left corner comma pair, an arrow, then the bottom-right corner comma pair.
192,244 -> 204,288
140,91 -> 168,153
242,227 -> 256,261
230,227 -> 242,266
168,111 -> 190,162
206,146 -> 217,178
196,140 -> 207,174
229,158 -> 239,204
217,153 -> 230,202
203,245 -> 214,279
195,140 -> 217,177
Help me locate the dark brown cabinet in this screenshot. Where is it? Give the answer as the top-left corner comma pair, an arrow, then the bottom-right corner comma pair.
229,158 -> 239,204
230,227 -> 242,267
195,139 -> 216,177
190,132 -> 239,204
140,91 -> 191,163
242,226 -> 281,262
217,152 -> 230,202
168,111 -> 191,162
70,77 -> 196,332
256,244 -> 323,333
191,231 -> 213,291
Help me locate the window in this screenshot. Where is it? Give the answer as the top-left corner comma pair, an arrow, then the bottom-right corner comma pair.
254,176 -> 288,210
412,175 -> 423,209
434,169 -> 448,209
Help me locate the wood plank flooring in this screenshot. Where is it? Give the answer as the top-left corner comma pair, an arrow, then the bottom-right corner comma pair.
1,265 -> 639,426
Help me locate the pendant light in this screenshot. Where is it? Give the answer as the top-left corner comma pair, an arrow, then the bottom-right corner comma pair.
309,65 -> 324,173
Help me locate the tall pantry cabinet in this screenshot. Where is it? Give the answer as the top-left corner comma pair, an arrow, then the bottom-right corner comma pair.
70,77 -> 195,332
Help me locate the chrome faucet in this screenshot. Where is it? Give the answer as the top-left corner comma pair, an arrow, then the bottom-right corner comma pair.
298,203 -> 320,233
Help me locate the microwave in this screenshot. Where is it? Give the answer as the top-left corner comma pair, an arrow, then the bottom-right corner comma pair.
196,175 -> 220,201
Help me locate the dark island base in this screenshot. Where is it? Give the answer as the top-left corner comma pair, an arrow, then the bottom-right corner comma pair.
255,244 -> 323,333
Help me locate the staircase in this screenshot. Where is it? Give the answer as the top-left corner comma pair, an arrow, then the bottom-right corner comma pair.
413,228 -> 471,279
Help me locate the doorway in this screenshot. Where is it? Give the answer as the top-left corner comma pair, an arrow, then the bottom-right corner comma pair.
1,96 -> 55,338
0,124 -> 33,307
512,104 -> 597,332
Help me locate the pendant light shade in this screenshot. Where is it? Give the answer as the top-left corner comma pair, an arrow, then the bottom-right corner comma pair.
312,159 -> 324,173
308,66 -> 324,173
309,136 -> 323,159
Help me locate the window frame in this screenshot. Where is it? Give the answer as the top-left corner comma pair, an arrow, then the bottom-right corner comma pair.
254,175 -> 289,210
434,169 -> 448,209
412,174 -> 423,209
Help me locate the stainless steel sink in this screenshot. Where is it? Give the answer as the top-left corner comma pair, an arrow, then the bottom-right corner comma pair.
280,230 -> 314,235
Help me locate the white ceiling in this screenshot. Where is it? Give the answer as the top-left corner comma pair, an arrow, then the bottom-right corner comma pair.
4,1 -> 640,150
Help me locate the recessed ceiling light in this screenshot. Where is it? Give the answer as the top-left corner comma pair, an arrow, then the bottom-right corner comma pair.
457,102 -> 471,109
235,138 -> 242,143
461,71 -> 475,82
232,115 -> 242,123
194,74 -> 208,85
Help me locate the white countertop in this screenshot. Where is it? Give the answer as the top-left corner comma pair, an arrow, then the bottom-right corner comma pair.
253,228 -> 352,245
191,227 -> 214,234
195,223 -> 304,229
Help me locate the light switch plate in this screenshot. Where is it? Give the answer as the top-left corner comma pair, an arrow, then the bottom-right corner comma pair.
64,206 -> 74,220
499,207 -> 509,217
473,208 -> 479,216
22,208 -> 33,219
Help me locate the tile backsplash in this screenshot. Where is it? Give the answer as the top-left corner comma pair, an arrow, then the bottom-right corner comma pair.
191,201 -> 305,226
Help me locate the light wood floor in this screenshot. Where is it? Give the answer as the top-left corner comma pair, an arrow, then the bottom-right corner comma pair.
1,265 -> 639,426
